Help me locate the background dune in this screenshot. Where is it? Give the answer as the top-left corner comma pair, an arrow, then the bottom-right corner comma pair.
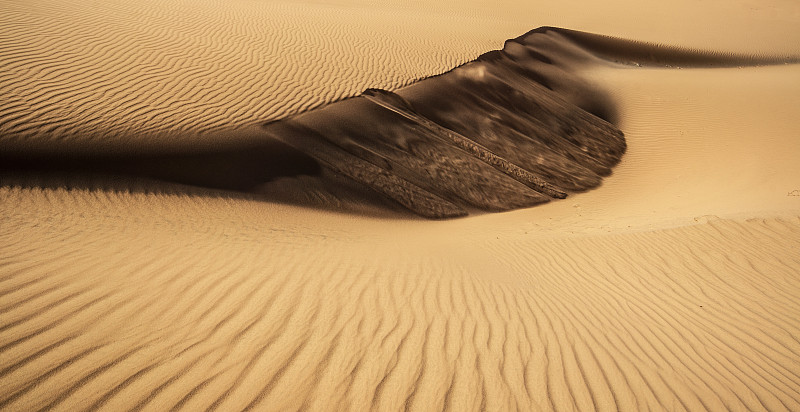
2,0 -> 798,148
2,0 -> 800,410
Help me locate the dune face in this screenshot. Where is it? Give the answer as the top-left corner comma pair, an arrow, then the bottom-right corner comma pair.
263,29 -> 628,217
3,0 -> 800,411
4,28 -> 628,218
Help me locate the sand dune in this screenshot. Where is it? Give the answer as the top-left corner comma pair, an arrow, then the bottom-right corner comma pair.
2,0 -> 800,410
4,27 -> 631,218
263,29 -> 630,217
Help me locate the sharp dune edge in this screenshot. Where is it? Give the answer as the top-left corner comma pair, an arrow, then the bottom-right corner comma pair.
2,0 -> 800,411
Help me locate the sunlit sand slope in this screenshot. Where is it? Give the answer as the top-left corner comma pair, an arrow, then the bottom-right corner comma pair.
1,189 -> 799,411
3,59 -> 797,410
0,0 -> 511,148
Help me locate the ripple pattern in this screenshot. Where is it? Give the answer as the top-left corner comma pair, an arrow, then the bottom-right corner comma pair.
1,187 -> 799,411
0,0 -> 503,148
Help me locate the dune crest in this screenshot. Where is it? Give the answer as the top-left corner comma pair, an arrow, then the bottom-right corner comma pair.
6,26 -> 798,217
263,28 -> 629,217
5,27 -> 632,217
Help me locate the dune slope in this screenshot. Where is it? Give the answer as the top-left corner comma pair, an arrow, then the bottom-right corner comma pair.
1,189 -> 800,410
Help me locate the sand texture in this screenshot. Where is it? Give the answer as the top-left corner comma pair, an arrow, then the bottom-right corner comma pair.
2,0 -> 800,410
2,191 -> 800,411
264,29 -> 628,217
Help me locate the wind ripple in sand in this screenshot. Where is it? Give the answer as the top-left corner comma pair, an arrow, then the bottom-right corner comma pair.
1,188 -> 800,410
0,0 -> 503,147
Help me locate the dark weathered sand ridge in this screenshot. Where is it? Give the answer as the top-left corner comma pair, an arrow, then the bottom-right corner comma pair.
264,29 -> 627,217
6,26 -> 799,217
3,27 -> 629,218
527,27 -> 800,68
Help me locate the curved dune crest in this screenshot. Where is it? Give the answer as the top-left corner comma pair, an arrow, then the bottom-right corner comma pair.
6,24 -> 798,217
263,28 -> 629,217
6,20 -> 799,217
522,27 -> 800,68
263,23 -> 800,218
4,27 -> 633,218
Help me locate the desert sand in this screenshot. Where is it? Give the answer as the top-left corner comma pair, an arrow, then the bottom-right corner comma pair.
2,0 -> 800,410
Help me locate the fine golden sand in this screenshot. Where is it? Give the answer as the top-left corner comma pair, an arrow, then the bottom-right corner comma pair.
2,0 -> 800,410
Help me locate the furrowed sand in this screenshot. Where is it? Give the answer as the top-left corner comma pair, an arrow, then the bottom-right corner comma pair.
2,0 -> 800,410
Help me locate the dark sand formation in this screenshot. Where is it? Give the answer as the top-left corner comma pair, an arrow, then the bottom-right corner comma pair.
6,27 -> 796,218
4,28 -> 631,218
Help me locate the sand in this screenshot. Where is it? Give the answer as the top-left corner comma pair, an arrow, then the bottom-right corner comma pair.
2,0 -> 800,410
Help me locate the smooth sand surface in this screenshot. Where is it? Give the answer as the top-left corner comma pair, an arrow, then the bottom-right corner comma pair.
2,0 -> 800,410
